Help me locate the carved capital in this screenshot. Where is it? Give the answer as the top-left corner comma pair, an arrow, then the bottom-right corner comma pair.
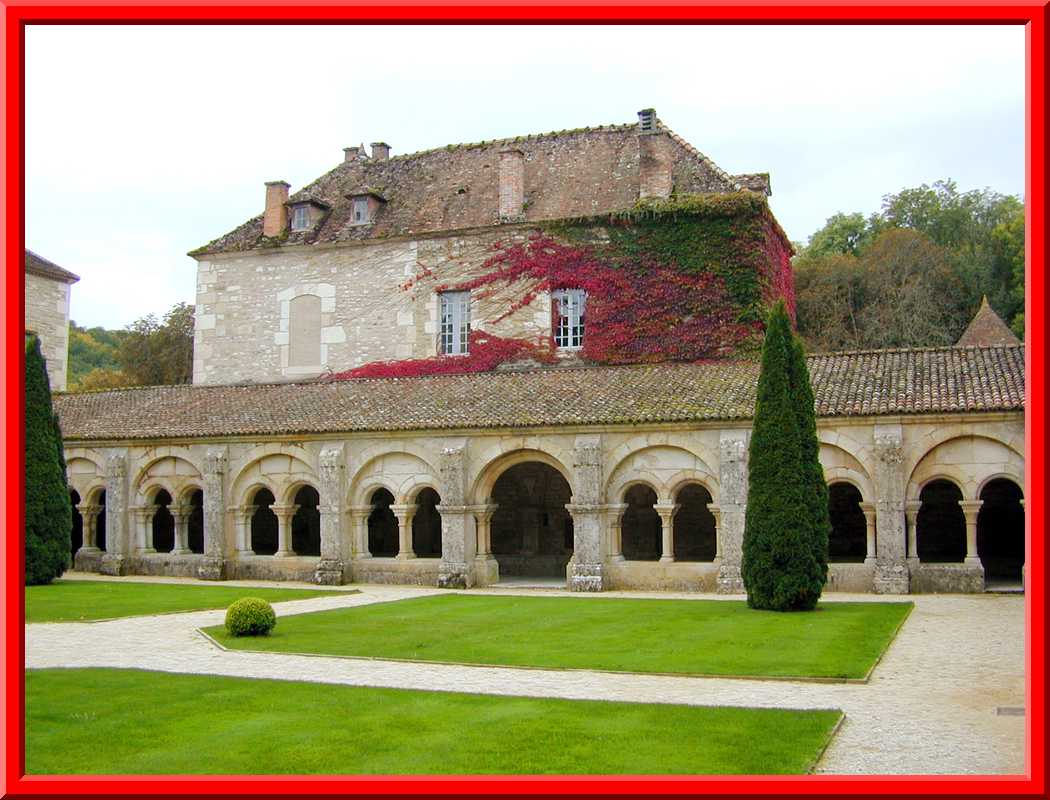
204,449 -> 228,476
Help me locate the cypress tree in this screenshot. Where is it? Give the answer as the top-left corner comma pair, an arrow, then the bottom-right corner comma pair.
25,334 -> 71,585
787,333 -> 831,591
741,302 -> 824,611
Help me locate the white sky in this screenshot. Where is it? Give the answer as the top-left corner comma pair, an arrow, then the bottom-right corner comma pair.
25,24 -> 1025,329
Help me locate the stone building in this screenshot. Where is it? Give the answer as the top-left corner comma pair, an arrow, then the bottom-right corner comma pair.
25,249 -> 79,391
53,110 -> 1025,593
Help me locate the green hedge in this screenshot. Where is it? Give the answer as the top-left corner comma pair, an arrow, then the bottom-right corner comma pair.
224,597 -> 277,636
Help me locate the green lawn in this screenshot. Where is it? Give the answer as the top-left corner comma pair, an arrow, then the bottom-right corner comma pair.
205,594 -> 911,680
25,579 -> 348,623
26,668 -> 841,774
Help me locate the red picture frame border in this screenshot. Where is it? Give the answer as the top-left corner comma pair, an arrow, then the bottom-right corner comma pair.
2,3 -> 1045,796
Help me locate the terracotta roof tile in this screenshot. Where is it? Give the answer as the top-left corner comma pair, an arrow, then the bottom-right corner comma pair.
54,345 -> 1025,442
25,249 -> 80,283
956,296 -> 1021,347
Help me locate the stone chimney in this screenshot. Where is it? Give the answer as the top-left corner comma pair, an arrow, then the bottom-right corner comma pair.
637,108 -> 671,200
343,146 -> 362,163
370,142 -> 390,161
263,181 -> 290,237
499,147 -> 525,220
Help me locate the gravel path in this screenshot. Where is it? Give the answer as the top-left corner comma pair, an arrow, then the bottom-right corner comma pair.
25,576 -> 1025,775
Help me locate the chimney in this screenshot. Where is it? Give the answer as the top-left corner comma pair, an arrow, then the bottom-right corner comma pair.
263,180 -> 290,237
637,108 -> 671,200
370,142 -> 390,161
343,146 -> 362,163
499,147 -> 525,220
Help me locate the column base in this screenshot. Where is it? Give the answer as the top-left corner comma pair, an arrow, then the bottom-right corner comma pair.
273,550 -> 293,558
438,560 -> 473,589
716,563 -> 744,594
99,554 -> 127,576
864,556 -> 877,567
609,554 -> 625,563
197,556 -> 226,581
396,553 -> 417,561
138,548 -> 156,555
569,562 -> 604,592
873,562 -> 911,594
659,555 -> 675,563
473,556 -> 500,586
171,548 -> 192,556
314,558 -> 346,585
964,556 -> 983,566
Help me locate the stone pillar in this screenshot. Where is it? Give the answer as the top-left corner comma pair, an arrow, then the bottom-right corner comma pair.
391,504 -> 416,560
716,431 -> 749,593
606,503 -> 627,562
654,503 -> 679,562
959,500 -> 984,565
349,506 -> 372,559
858,502 -> 877,565
568,436 -> 605,591
100,452 -> 129,576
470,503 -> 499,586
437,505 -> 475,588
315,446 -> 347,585
233,505 -> 257,555
872,427 -> 910,593
78,504 -> 103,551
132,504 -> 158,554
171,507 -> 191,554
905,500 -> 922,565
271,504 -> 298,558
707,504 -> 722,563
199,449 -> 227,580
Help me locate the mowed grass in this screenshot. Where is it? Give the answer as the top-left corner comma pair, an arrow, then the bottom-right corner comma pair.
206,594 -> 912,680
26,668 -> 842,774
25,579 -> 348,623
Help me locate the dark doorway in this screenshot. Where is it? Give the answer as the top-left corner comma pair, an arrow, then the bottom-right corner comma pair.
978,479 -> 1024,582
291,486 -> 321,556
250,488 -> 278,555
673,484 -> 716,561
917,480 -> 966,563
412,488 -> 442,558
622,484 -> 661,561
152,489 -> 175,553
368,488 -> 399,557
490,462 -> 573,578
828,482 -> 866,563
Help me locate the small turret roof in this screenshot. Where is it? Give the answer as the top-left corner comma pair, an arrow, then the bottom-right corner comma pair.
956,296 -> 1021,347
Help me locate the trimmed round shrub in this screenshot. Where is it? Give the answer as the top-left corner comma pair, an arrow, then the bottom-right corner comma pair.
224,597 -> 277,637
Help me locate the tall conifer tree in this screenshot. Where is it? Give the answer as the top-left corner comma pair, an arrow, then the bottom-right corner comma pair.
25,334 -> 71,585
741,302 -> 824,611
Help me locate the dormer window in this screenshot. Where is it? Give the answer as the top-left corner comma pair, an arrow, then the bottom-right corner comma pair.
345,187 -> 385,227
290,205 -> 310,231
352,197 -> 370,225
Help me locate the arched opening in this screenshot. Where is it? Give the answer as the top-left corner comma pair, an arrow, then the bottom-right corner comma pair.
978,478 -> 1024,583
412,488 -> 442,558
187,490 -> 204,554
490,461 -> 573,578
250,488 -> 278,555
69,489 -> 83,560
291,485 -> 321,556
917,479 -> 966,563
95,491 -> 107,552
673,484 -> 715,561
151,489 -> 175,553
368,488 -> 399,557
828,482 -> 866,563
622,484 -> 661,561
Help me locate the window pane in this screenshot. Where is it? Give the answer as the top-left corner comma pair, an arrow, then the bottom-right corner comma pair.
440,291 -> 470,355
553,289 -> 585,350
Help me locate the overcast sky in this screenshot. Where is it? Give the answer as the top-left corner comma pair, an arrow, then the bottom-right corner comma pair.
25,24 -> 1025,329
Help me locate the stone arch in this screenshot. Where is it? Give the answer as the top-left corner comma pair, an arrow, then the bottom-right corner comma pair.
819,442 -> 874,501
249,486 -> 279,556
828,481 -> 867,563
672,481 -> 716,561
471,447 -> 575,505
411,487 -> 443,558
66,451 -> 105,498
349,450 -> 440,506
290,483 -> 321,556
977,477 -> 1025,583
908,435 -> 1023,502
977,471 -> 1026,500
231,445 -> 317,507
605,445 -> 716,505
367,487 -> 399,557
917,478 -> 967,563
905,427 -> 1023,481
621,482 -> 661,561
150,488 -> 176,553
131,451 -> 203,504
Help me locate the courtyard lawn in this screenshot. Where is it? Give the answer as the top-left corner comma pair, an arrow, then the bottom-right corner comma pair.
205,594 -> 912,680
26,668 -> 841,774
25,579 -> 348,623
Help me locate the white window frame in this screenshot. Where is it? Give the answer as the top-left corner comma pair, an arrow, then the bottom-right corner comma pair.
290,205 -> 310,231
552,288 -> 586,350
439,291 -> 471,356
352,197 -> 370,225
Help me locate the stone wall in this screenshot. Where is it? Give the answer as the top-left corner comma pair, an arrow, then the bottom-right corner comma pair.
63,411 -> 1024,594
25,271 -> 71,391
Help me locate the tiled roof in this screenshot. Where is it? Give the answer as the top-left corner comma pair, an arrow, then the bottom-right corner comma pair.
25,249 -> 80,283
732,173 -> 771,195
54,345 -> 1025,442
956,296 -> 1021,347
192,115 -> 753,256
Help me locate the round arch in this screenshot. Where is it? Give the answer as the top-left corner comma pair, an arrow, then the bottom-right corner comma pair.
348,450 -> 440,507
471,448 -> 575,505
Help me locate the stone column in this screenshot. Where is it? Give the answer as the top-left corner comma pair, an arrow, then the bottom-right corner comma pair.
348,506 -> 372,559
606,503 -> 627,562
271,504 -> 298,558
959,500 -> 984,565
78,503 -> 103,551
391,504 -> 416,559
171,507 -> 191,554
469,503 -> 499,586
437,505 -> 475,588
654,503 -> 679,562
707,504 -> 722,563
568,436 -> 605,592
905,500 -> 922,565
872,426 -> 910,593
132,504 -> 158,554
315,446 -> 347,585
199,449 -> 227,580
232,505 -> 257,555
716,431 -> 748,593
858,501 -> 877,565
100,452 -> 129,576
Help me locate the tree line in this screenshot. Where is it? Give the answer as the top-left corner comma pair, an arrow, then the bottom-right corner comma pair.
793,179 -> 1024,352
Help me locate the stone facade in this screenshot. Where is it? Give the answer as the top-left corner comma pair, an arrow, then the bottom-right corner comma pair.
25,268 -> 74,391
64,411 -> 1024,594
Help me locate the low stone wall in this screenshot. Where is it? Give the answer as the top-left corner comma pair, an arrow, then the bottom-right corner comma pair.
604,560 -> 720,592
910,562 -> 985,594
226,554 -> 321,583
826,562 -> 876,593
126,553 -> 206,578
73,548 -> 104,573
351,557 -> 442,586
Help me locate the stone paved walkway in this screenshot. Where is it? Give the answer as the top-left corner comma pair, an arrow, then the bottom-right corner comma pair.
26,574 -> 1026,775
